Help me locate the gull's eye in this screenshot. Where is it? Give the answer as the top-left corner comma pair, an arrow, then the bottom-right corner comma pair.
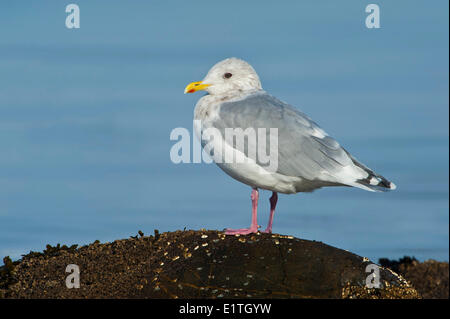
224,72 -> 232,79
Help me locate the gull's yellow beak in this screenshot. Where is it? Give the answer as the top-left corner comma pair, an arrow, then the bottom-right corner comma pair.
184,81 -> 211,94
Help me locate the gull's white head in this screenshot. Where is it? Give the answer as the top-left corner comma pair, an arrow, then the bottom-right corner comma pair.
184,58 -> 262,96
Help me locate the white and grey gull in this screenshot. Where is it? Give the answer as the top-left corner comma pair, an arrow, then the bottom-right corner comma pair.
184,57 -> 396,235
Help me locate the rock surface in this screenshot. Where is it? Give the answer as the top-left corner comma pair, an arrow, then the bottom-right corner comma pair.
379,256 -> 449,299
0,230 -> 420,299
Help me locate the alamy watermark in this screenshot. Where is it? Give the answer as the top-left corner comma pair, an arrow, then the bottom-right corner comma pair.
365,263 -> 381,288
365,4 -> 380,29
65,264 -> 80,288
63,4 -> 379,30
170,120 -> 279,173
65,4 -> 80,29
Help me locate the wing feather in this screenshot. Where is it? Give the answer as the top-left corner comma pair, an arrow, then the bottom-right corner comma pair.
212,92 -> 367,185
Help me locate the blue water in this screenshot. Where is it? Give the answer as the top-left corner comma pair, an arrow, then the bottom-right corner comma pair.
0,1 -> 448,264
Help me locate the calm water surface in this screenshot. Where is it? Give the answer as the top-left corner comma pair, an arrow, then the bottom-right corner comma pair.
0,1 -> 448,263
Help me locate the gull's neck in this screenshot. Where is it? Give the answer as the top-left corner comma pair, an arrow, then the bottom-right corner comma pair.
207,88 -> 263,104
194,89 -> 264,123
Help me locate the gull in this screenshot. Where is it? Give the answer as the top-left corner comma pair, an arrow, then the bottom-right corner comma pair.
184,58 -> 396,235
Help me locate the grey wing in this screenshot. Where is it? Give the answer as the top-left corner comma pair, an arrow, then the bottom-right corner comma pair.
212,92 -> 394,191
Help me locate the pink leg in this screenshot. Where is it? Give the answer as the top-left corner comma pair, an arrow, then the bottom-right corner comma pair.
263,192 -> 278,233
225,188 -> 259,235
